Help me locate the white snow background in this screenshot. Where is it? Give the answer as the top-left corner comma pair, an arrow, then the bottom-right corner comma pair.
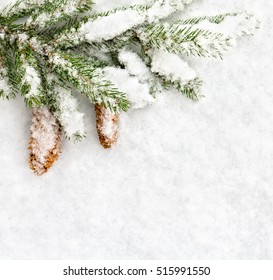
0,0 -> 273,259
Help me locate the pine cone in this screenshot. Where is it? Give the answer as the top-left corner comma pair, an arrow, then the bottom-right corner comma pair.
29,108 -> 62,175
95,104 -> 119,149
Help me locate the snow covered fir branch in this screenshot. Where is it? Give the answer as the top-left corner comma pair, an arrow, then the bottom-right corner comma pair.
0,0 -> 260,175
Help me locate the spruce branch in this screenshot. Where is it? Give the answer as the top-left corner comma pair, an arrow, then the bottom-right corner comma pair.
0,36 -> 24,97
0,68 -> 12,99
162,77 -> 203,101
118,47 -> 159,97
177,12 -> 242,25
138,11 -> 260,59
0,42 -> 13,99
53,0 -> 195,48
90,0 -> 194,23
44,50 -> 130,113
0,0 -> 47,25
26,0 -> 94,30
47,79 -> 86,141
149,49 -> 203,100
73,32 -> 138,53
0,0 -> 260,174
0,0 -> 37,16
138,23 -> 235,59
102,66 -> 155,109
31,14 -> 85,41
20,43 -> 46,107
176,11 -> 260,36
26,36 -> 130,113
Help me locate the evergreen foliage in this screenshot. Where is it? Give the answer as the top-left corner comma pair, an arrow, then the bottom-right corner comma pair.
0,0 -> 259,142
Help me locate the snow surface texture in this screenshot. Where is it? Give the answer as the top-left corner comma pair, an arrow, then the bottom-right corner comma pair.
0,0 -> 273,260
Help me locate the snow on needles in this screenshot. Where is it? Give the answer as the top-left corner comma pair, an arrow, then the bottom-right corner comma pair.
54,85 -> 86,141
146,0 -> 193,24
150,49 -> 197,84
103,67 -> 155,109
28,0 -> 86,28
1,0 -> 47,16
82,10 -> 144,42
192,12 -> 260,37
78,0 -> 193,43
23,63 -> 42,100
0,69 -> 10,92
118,48 -> 153,84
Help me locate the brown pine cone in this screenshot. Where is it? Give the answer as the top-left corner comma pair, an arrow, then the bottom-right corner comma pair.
95,104 -> 119,149
29,108 -> 62,175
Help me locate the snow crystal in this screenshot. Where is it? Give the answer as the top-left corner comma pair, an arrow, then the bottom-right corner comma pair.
103,67 -> 155,109
150,49 -> 197,84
